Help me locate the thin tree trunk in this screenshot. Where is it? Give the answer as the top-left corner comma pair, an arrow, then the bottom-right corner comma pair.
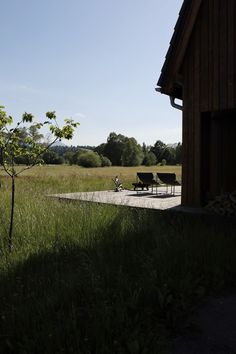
8,175 -> 15,252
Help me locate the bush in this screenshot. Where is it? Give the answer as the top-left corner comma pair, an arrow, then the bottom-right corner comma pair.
63,151 -> 75,165
142,152 -> 157,166
77,151 -> 102,167
161,159 -> 167,166
100,155 -> 112,167
42,150 -> 64,164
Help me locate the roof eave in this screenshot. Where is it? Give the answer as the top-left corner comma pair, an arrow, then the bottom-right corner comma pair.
156,0 -> 202,99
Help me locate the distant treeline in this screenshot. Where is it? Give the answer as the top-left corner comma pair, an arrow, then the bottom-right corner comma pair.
46,132 -> 182,167
2,126 -> 182,167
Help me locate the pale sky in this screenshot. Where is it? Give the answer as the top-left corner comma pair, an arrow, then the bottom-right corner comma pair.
0,0 -> 183,147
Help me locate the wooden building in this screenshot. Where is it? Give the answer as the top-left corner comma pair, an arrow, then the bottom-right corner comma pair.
157,0 -> 236,206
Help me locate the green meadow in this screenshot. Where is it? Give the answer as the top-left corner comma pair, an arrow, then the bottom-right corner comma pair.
0,165 -> 236,354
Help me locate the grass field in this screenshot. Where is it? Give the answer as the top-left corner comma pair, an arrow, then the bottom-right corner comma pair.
0,164 -> 236,353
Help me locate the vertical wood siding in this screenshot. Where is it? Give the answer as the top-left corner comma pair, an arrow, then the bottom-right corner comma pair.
181,0 -> 236,205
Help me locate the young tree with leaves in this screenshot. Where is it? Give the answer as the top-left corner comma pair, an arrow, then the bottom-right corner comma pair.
0,106 -> 79,251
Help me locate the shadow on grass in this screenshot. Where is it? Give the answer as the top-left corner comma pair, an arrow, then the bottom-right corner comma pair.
0,210 -> 236,354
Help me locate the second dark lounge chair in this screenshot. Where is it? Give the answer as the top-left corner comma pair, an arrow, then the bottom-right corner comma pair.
156,172 -> 180,195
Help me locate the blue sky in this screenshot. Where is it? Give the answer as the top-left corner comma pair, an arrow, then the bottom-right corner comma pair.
0,0 -> 183,147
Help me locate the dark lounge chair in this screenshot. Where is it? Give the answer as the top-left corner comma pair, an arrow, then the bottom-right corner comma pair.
132,172 -> 159,193
156,172 -> 180,195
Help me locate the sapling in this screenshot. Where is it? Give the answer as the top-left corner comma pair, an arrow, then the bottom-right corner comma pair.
0,105 -> 79,251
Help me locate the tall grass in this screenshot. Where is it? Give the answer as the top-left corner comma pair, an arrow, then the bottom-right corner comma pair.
0,165 -> 235,353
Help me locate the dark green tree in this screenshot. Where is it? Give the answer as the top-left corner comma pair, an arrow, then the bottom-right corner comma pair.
94,143 -> 106,156
175,142 -> 182,164
151,140 -> 168,164
121,137 -> 143,166
142,142 -> 149,155
103,132 -> 126,166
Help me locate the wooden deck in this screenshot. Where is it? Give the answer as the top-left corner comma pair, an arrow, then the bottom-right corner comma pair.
49,186 -> 182,210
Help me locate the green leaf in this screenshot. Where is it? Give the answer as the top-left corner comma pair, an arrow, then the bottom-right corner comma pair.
22,112 -> 34,123
46,111 -> 56,120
